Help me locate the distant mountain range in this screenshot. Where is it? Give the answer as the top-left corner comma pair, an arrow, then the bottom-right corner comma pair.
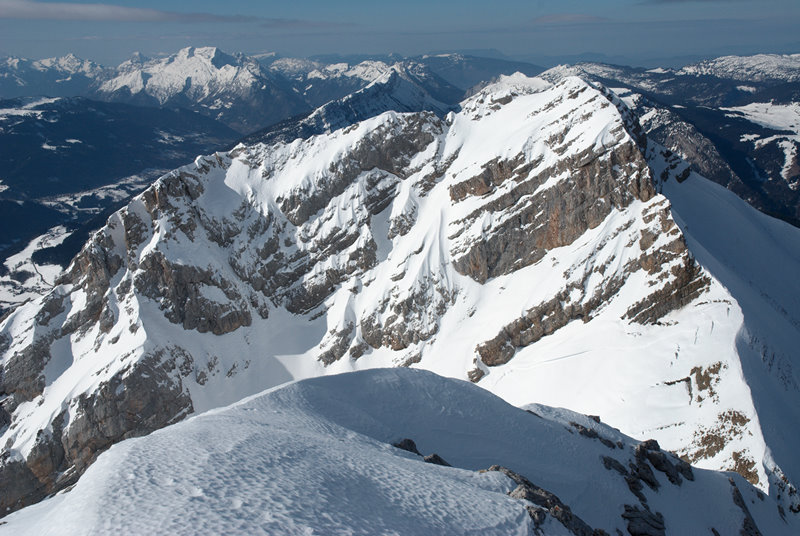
0,47 -> 545,134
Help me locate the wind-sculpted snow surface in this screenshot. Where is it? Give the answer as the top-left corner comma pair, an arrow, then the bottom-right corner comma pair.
1,369 -> 796,536
1,74 -> 799,519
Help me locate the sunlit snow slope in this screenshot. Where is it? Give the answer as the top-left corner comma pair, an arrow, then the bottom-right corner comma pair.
1,369 -> 795,535
1,73 -> 798,517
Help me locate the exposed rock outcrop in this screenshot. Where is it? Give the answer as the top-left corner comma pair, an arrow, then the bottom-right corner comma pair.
487,465 -> 606,536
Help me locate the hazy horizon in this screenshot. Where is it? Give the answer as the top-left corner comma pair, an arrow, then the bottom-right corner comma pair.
0,0 -> 798,68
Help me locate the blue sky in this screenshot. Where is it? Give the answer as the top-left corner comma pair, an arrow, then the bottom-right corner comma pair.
0,0 -> 798,66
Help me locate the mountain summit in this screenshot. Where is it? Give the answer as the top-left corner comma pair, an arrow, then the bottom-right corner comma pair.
1,73 -> 798,522
95,46 -> 307,133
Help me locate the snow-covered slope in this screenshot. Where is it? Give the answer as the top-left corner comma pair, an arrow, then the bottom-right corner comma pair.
721,101 -> 800,190
96,47 -> 307,133
0,227 -> 70,313
1,73 -> 798,521
2,368 -> 794,535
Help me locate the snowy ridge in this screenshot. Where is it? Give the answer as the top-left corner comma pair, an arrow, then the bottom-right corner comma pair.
1,53 -> 106,82
2,368 -> 795,535
267,57 -> 325,78
0,74 -> 799,519
680,53 -> 800,82
242,62 -> 457,146
541,60 -> 800,228
540,63 -> 676,96
31,54 -> 105,79
266,57 -> 463,116
303,64 -> 454,129
305,60 -> 390,83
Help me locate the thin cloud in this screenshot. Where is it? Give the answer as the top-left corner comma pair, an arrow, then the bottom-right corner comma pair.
641,0 -> 747,3
0,0 -> 274,24
260,18 -> 355,30
531,14 -> 609,25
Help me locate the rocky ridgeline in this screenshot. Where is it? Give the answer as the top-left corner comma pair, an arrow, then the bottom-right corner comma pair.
0,74 -> 781,515
242,65 -> 456,148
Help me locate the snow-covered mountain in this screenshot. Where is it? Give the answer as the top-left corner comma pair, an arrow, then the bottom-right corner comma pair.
93,47 -> 464,134
0,52 -> 465,316
269,58 -> 396,108
267,53 -> 541,108
2,48 -> 545,135
2,368 -> 795,535
1,72 -> 799,523
95,47 -> 308,133
542,61 -> 800,225
242,63 -> 458,147
0,54 -> 108,98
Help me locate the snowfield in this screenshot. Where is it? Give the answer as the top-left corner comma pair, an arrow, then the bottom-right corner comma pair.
1,368 -> 795,535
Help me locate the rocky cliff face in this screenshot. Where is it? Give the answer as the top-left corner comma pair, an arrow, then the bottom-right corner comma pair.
1,73 -> 798,518
542,63 -> 800,226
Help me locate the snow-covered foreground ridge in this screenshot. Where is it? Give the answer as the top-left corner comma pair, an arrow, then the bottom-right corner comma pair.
2,368 -> 796,536
1,74 -> 799,518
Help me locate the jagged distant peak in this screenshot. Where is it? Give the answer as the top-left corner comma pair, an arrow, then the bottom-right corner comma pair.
0,52 -> 105,76
142,45 -> 252,70
118,51 -> 150,68
173,45 -> 240,67
241,60 -> 455,146
98,45 -> 269,103
303,59 -> 392,83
